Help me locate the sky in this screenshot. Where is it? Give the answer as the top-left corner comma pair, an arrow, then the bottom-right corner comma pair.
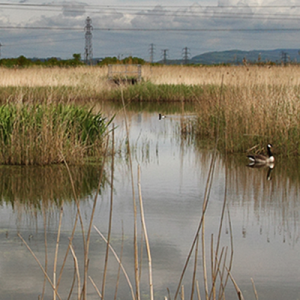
0,0 -> 300,61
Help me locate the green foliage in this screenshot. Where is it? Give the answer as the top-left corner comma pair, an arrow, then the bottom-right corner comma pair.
0,54 -> 84,68
98,56 -> 146,66
107,82 -> 205,102
0,104 -> 113,165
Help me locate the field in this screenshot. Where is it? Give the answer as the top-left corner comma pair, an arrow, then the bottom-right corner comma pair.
1,64 -> 300,158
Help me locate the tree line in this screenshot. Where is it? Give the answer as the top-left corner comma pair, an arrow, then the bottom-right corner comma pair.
0,54 -> 148,68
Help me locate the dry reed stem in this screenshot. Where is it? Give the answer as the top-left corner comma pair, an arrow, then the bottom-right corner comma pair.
190,234 -> 200,300
121,87 -> 140,300
41,205 -> 48,300
202,210 -> 208,300
210,235 -> 215,300
53,204 -> 64,300
217,247 -> 228,299
89,276 -> 102,299
210,159 -> 229,300
226,268 -> 245,300
251,278 -> 259,300
69,243 -> 81,300
114,225 -> 124,300
57,155 -> 87,298
196,280 -> 201,300
181,285 -> 185,300
67,266 -> 76,300
137,164 -> 154,300
174,147 -> 217,300
102,126 -> 115,299
93,226 -> 135,300
138,230 -> 144,281
85,135 -> 110,295
209,246 -> 225,300
17,233 -> 62,300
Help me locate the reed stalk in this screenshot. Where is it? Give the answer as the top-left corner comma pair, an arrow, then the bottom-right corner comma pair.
251,278 -> 259,300
226,269 -> 245,300
53,204 -> 64,300
17,233 -> 62,300
191,234 -> 200,300
174,146 -> 217,300
41,205 -> 48,300
69,243 -> 81,300
93,226 -> 135,300
138,164 -> 154,300
114,225 -> 124,300
121,87 -> 140,300
89,276 -> 102,299
101,125 -> 115,299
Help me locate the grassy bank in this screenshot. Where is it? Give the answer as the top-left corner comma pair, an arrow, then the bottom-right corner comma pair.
0,104 -> 112,165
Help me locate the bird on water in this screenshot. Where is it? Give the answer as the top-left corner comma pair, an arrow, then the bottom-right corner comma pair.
247,144 -> 275,166
159,113 -> 166,120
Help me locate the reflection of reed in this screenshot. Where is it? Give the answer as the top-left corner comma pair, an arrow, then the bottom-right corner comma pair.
0,165 -> 106,207
223,154 -> 300,245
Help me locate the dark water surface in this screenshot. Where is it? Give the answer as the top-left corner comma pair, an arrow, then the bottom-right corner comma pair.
1,104 -> 300,300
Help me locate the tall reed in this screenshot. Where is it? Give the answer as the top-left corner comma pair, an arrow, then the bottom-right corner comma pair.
192,83 -> 300,155
0,104 -> 112,165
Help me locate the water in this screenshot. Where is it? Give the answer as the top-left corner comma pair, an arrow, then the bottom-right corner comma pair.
1,104 -> 300,300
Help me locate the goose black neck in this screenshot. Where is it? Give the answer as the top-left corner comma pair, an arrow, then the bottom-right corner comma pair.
267,146 -> 273,157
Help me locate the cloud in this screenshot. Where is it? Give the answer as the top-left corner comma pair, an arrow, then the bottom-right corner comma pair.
62,2 -> 86,17
1,1 -> 300,59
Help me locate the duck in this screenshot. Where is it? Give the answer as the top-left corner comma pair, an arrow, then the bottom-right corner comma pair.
247,144 -> 275,166
159,113 -> 166,120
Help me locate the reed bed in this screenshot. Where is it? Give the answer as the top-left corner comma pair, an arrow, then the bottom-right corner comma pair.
2,65 -> 300,155
0,104 -> 112,165
192,80 -> 300,155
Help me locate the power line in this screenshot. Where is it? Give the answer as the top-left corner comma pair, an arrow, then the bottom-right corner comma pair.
1,3 -> 300,9
1,26 -> 300,32
1,3 -> 300,20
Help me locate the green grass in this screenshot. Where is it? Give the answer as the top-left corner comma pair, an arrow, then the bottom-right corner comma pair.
0,104 -> 113,165
107,82 -> 206,102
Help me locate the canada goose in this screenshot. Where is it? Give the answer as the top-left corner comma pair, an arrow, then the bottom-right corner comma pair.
247,144 -> 275,166
159,113 -> 166,120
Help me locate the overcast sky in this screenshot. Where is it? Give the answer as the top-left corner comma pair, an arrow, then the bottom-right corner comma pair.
0,0 -> 300,60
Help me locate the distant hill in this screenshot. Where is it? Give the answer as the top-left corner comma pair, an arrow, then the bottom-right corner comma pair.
191,49 -> 300,65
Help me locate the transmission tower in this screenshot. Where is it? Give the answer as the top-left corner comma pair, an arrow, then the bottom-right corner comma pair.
84,16 -> 93,65
281,51 -> 288,66
149,43 -> 155,63
161,49 -> 168,64
182,47 -> 190,64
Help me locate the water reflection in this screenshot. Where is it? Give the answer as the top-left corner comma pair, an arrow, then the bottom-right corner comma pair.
1,104 -> 300,300
0,164 -> 106,208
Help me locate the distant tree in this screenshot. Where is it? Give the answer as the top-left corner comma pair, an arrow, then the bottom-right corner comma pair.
97,56 -> 146,66
17,55 -> 32,67
73,53 -> 81,61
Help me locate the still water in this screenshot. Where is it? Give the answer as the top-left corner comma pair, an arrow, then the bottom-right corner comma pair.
0,104 -> 300,300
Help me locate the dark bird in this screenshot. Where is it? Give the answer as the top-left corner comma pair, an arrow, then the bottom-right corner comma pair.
159,113 -> 166,120
247,144 -> 275,166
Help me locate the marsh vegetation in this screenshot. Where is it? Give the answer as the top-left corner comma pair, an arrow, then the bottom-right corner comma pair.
1,64 -> 300,158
